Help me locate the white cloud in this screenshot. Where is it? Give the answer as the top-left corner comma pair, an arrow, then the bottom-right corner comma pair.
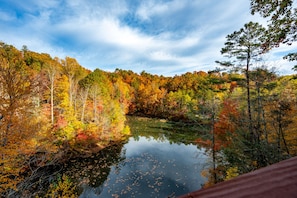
0,0 -> 295,76
263,42 -> 297,74
95,19 -> 153,51
136,0 -> 185,21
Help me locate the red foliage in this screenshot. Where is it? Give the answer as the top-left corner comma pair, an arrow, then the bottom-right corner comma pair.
197,99 -> 239,150
74,130 -> 100,150
76,133 -> 88,141
76,130 -> 97,141
214,99 -> 239,149
54,115 -> 67,129
97,103 -> 103,113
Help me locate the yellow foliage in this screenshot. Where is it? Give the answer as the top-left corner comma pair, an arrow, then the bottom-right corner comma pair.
56,74 -> 70,111
0,152 -> 23,194
122,125 -> 131,136
84,123 -> 99,134
201,169 -> 209,178
285,107 -> 297,155
225,167 -> 239,181
0,114 -> 41,194
215,92 -> 226,101
45,175 -> 77,198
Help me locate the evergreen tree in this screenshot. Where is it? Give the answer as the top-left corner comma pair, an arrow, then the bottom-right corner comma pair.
217,22 -> 266,143
251,0 -> 297,68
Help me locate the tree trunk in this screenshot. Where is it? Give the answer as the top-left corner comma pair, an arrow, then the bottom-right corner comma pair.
212,113 -> 217,184
211,97 -> 217,184
280,126 -> 290,155
246,52 -> 254,143
277,110 -> 282,158
261,100 -> 268,143
50,77 -> 54,125
81,87 -> 89,123
47,68 -> 56,125
69,75 -> 73,108
93,92 -> 97,123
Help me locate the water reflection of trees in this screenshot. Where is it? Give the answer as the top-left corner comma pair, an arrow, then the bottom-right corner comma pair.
128,116 -> 207,146
59,117 -> 207,197
62,141 -> 127,195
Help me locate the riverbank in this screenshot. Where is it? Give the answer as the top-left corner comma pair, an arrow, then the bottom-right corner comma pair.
11,116 -> 208,197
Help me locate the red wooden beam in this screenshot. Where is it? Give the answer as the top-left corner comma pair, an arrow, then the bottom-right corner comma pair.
179,156 -> 297,198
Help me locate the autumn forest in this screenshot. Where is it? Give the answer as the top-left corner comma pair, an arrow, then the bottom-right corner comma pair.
1,0 -> 297,197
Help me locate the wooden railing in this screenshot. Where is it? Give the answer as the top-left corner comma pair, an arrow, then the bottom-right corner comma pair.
179,156 -> 297,198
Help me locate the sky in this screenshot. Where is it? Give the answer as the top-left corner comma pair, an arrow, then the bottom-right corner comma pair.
0,0 -> 296,76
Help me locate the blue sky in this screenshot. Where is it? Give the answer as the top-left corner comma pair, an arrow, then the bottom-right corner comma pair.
0,0 -> 296,76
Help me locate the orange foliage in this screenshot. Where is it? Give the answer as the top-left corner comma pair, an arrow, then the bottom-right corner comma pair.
196,138 -> 212,147
214,99 -> 239,150
196,138 -> 222,151
196,71 -> 208,77
230,81 -> 237,92
54,115 -> 68,130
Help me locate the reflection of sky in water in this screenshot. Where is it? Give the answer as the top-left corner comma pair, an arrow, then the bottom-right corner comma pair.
80,136 -> 208,198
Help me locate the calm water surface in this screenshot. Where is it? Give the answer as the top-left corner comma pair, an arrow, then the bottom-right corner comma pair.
77,117 -> 209,198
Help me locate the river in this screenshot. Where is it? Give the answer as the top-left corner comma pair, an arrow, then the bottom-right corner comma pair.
65,117 -> 209,198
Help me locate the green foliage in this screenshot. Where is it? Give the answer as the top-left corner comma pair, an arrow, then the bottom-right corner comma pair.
219,72 -> 297,180
250,0 -> 297,67
1,41 -> 297,195
220,21 -> 266,69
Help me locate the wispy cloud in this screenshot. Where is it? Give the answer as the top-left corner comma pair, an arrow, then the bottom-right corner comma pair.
0,0 -> 295,76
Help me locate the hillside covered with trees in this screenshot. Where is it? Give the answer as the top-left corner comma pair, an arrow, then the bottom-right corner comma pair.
1,41 -> 296,196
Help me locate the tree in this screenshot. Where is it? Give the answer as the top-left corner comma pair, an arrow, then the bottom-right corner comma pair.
0,44 -> 33,146
250,0 -> 297,68
271,99 -> 291,156
78,73 -> 94,123
44,58 -> 61,125
61,57 -> 87,114
209,96 -> 221,185
249,67 -> 277,142
218,22 -> 266,143
0,43 -> 37,195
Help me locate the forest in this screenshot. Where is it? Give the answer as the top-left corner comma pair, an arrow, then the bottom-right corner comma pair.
1,0 -> 297,197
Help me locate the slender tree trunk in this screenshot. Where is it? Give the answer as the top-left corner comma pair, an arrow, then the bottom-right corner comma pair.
73,82 -> 79,116
212,113 -> 217,184
277,110 -> 282,158
69,75 -> 73,108
93,92 -> 97,123
81,87 -> 89,123
256,84 -> 262,142
47,66 -> 57,126
74,87 -> 77,116
211,97 -> 217,184
260,97 -> 268,143
246,50 -> 254,143
280,126 -> 290,155
92,85 -> 99,123
50,77 -> 54,125
277,107 -> 290,156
